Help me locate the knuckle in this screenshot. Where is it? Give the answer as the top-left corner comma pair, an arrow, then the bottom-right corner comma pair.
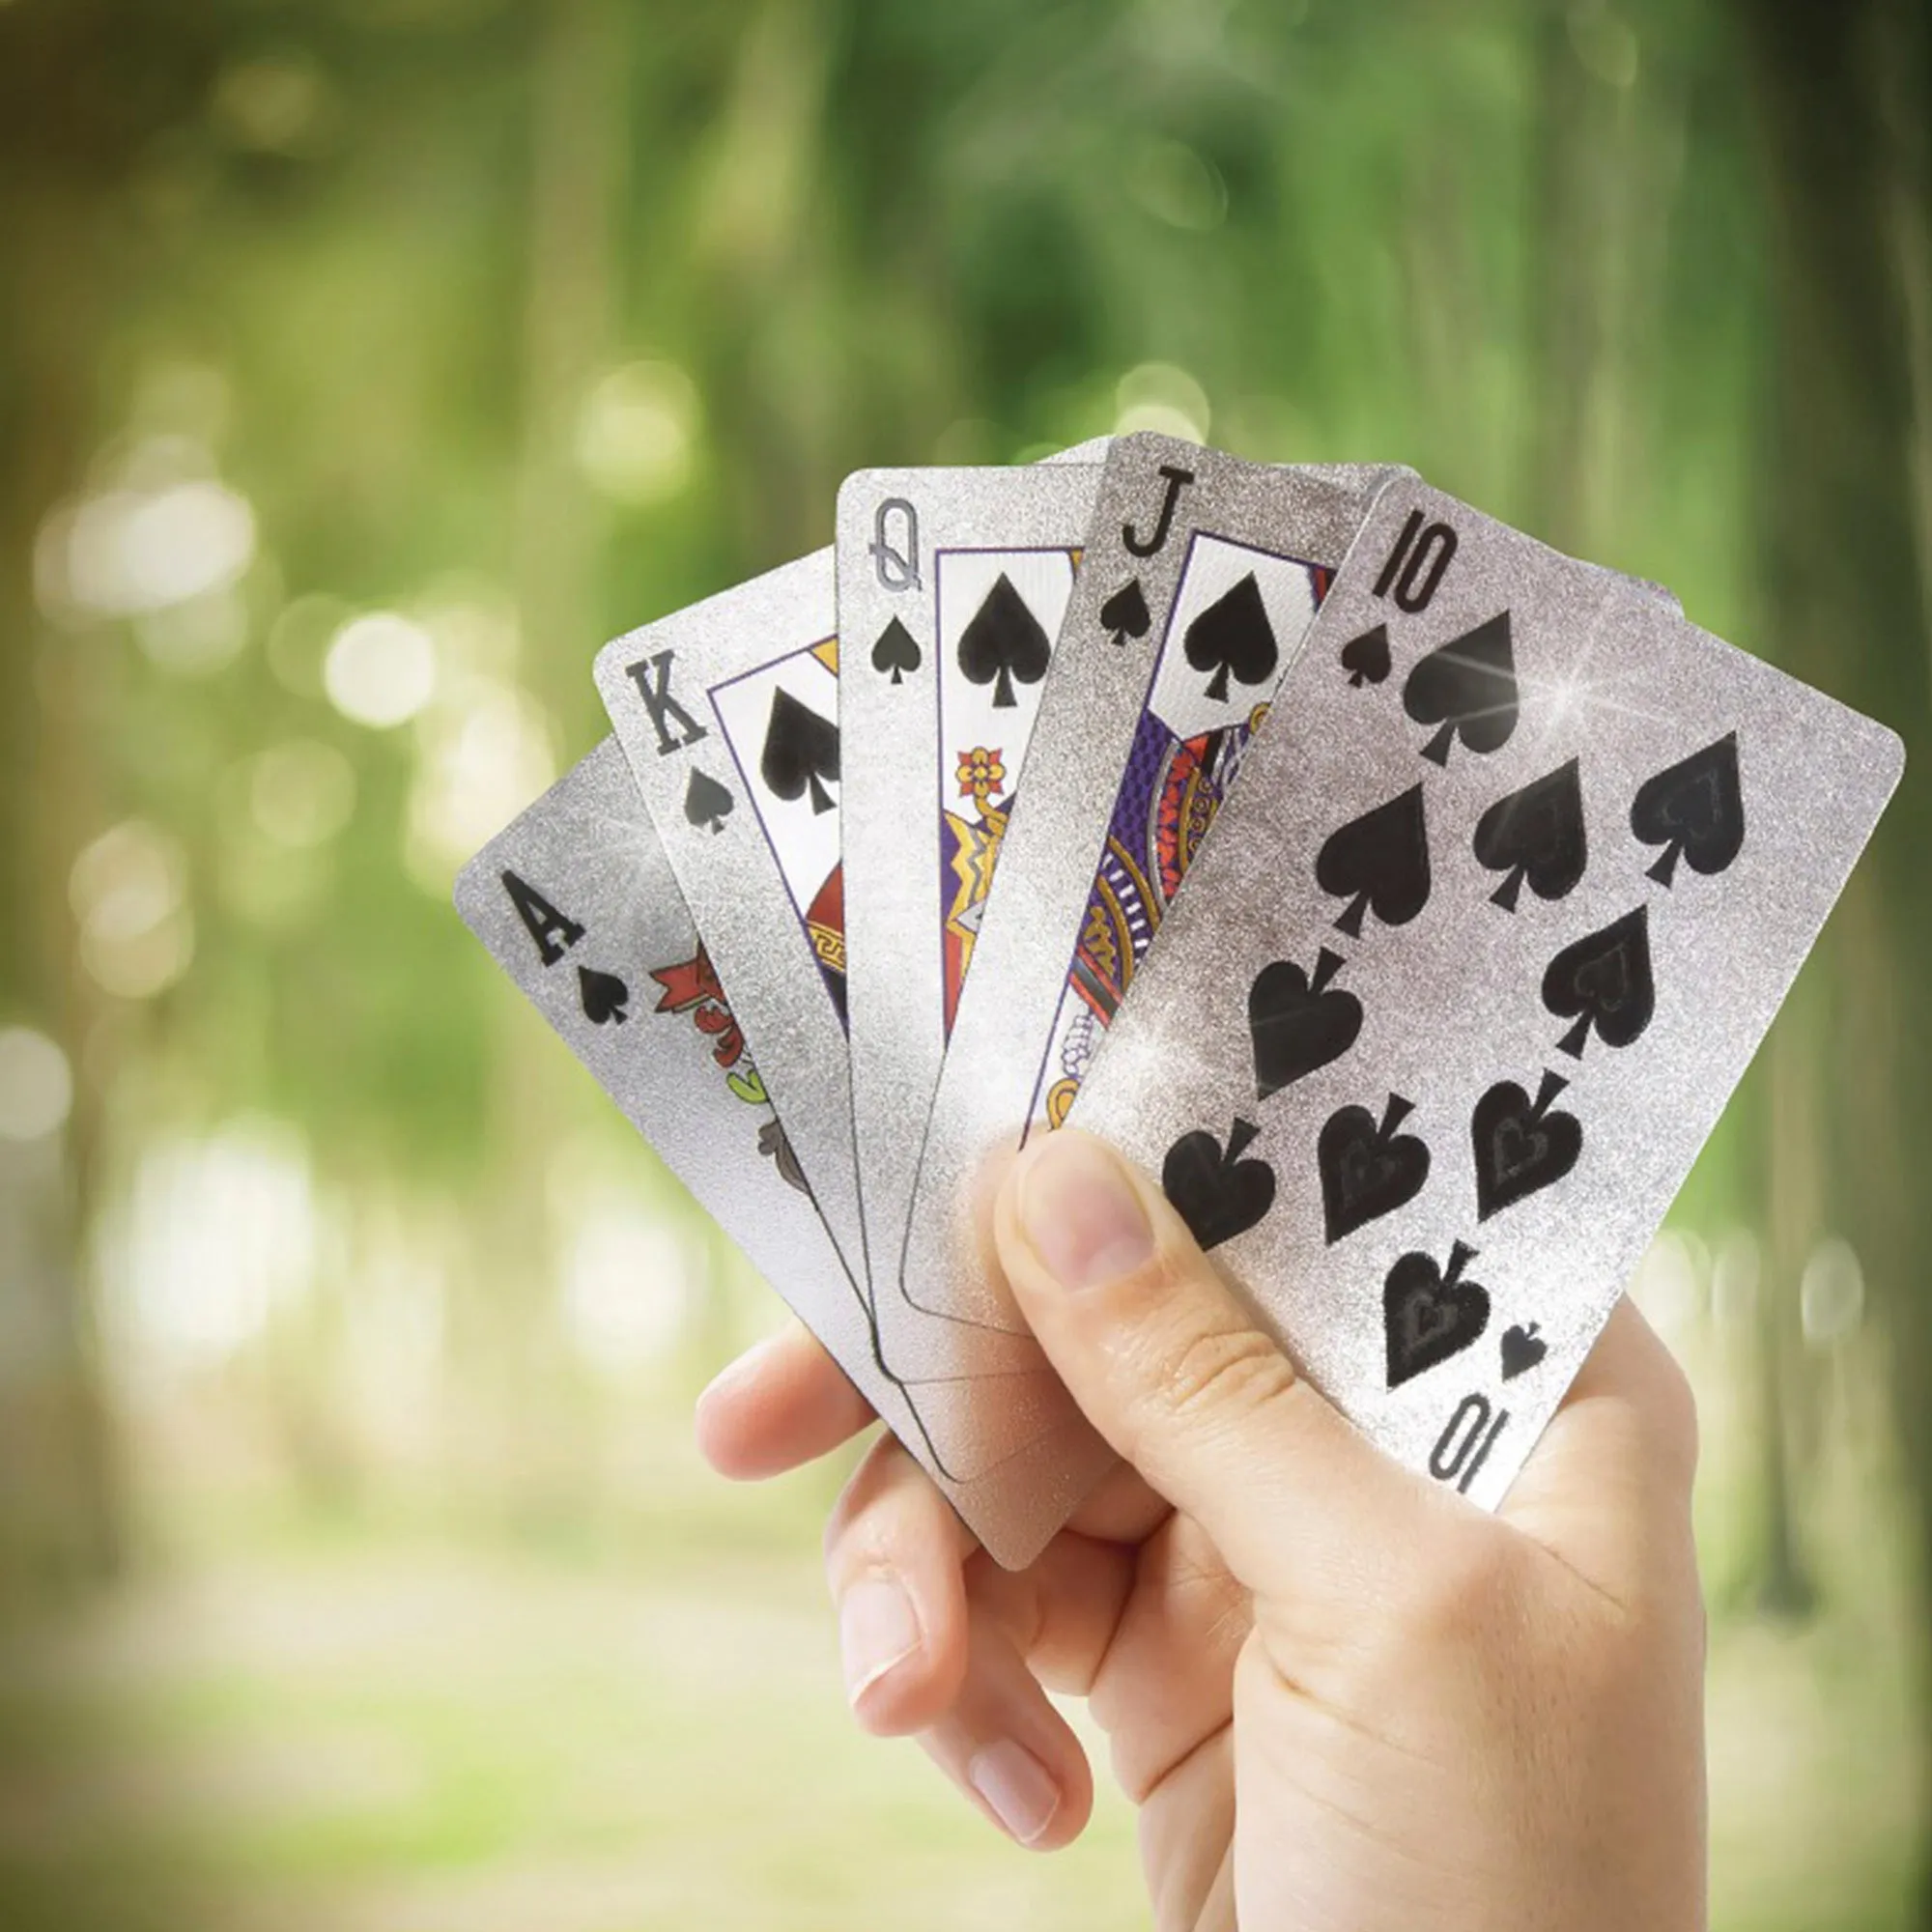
1157,1317 -> 1301,1435
1170,1545 -> 1253,1653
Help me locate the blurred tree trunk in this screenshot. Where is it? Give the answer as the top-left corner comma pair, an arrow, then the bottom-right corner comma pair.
0,0 -> 227,1597
1529,7 -> 1623,557
0,178 -> 119,1600
1735,0 -> 1932,1910
692,0 -> 838,563
1755,984 -> 1821,1614
459,0 -> 628,1526
517,0 -> 626,733
1528,8 -> 1687,553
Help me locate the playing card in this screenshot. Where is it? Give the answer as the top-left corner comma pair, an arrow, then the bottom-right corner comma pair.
1068,477 -> 1902,1511
901,436 -> 1398,1332
591,556 -> 1113,1487
593,553 -> 859,1262
454,738 -> 1101,1564
838,461 -> 1105,1383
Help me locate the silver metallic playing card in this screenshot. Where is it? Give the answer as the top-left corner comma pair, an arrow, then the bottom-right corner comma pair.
590,554 -> 1103,1486
1070,479 -> 1903,1512
454,739 -> 1101,1566
839,461 -> 1106,1385
593,555 -> 865,1273
902,436 -> 1395,1336
595,553 -> 862,1260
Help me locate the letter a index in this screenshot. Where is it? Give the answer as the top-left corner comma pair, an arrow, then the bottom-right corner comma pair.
625,649 -> 709,755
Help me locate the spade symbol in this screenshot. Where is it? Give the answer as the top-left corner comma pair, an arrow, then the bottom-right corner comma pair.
1339,621 -> 1391,689
870,616 -> 922,686
957,573 -> 1049,709
1318,1093 -> 1431,1243
1161,1118 -> 1277,1251
1471,1068 -> 1582,1220
1472,757 -> 1587,912
1501,1322 -> 1548,1380
760,686 -> 840,814
1184,572 -> 1280,703
1099,577 -> 1151,648
1383,1239 -> 1491,1388
1542,905 -> 1655,1059
1315,782 -> 1432,939
1401,610 -> 1520,765
1248,946 -> 1363,1100
684,768 -> 734,834
578,966 -> 630,1026
1630,730 -> 1745,887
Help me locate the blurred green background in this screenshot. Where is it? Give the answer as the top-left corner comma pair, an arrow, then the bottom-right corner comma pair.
2,0 -> 1929,1926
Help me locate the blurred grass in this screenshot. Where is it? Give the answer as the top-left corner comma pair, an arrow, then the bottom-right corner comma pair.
0,1520 -> 1146,1932
0,1321 -> 1922,1932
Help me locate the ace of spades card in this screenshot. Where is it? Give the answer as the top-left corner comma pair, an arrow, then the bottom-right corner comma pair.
838,461 -> 1104,1385
1067,479 -> 1902,1514
592,553 -> 1116,1490
901,437 -> 1398,1334
454,741 -> 1098,1566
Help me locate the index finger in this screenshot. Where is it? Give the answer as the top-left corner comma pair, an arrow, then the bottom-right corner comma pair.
696,1323 -> 878,1479
696,1321 -> 1173,1540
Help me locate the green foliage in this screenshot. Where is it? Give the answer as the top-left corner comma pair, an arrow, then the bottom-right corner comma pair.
2,0 -> 1929,1921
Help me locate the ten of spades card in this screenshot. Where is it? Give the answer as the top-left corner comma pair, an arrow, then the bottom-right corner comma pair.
1066,479 -> 1902,1514
455,739 -> 1103,1565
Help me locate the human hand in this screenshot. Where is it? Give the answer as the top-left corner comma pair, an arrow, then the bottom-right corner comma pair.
696,1129 -> 1706,1931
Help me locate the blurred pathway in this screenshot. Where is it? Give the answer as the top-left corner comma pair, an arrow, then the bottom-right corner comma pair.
0,1533 -> 1921,1930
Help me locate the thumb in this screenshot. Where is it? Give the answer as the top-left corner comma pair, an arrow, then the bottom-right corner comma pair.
994,1128 -> 1437,1605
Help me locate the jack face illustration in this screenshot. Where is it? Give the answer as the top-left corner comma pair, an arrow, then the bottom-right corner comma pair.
1030,535 -> 1329,1128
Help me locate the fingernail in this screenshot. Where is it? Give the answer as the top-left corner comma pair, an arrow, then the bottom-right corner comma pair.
967,1739 -> 1062,1846
1018,1135 -> 1153,1290
838,1576 -> 920,1706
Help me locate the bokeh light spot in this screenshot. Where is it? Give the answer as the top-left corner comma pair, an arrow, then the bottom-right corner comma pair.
250,740 -> 357,847
406,681 -> 555,892
213,51 -> 336,155
1630,1229 -> 1704,1340
71,820 -> 194,1000
575,360 -> 700,506
1128,138 -> 1228,233
1711,1230 -> 1761,1323
1115,362 -> 1210,442
71,820 -> 185,943
564,1210 -> 691,1372
0,1027 -> 74,1143
267,591 -> 354,697
64,479 -> 257,616
325,611 -> 437,727
135,584 -> 249,676
1801,1236 -> 1865,1346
